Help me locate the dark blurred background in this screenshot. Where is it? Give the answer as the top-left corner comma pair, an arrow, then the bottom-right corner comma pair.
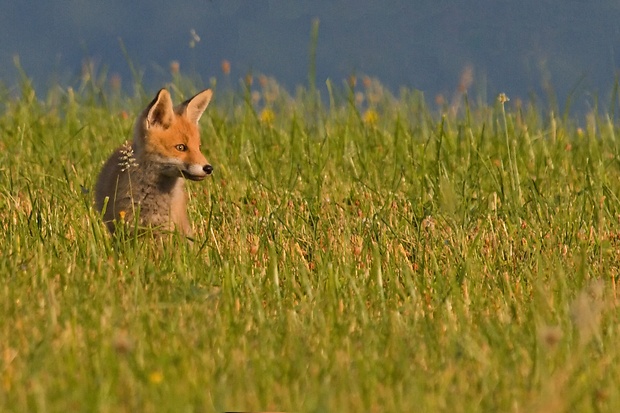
2,0 -> 620,107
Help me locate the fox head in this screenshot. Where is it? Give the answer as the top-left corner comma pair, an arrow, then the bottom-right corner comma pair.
133,88 -> 213,181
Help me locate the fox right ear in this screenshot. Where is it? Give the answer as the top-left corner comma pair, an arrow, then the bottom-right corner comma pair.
179,89 -> 213,124
145,89 -> 174,129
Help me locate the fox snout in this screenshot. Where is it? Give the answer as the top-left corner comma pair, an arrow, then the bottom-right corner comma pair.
183,163 -> 214,181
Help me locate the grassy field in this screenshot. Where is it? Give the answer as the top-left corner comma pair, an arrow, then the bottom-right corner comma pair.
1,69 -> 620,412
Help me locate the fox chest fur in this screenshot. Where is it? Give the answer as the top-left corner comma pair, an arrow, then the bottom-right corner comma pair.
94,88 -> 213,236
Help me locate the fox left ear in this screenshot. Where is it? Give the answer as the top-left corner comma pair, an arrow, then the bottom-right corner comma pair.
146,89 -> 174,129
178,89 -> 213,124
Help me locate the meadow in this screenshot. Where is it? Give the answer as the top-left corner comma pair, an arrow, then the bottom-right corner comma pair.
1,65 -> 620,412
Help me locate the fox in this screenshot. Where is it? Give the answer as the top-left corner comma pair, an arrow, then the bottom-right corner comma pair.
94,88 -> 213,237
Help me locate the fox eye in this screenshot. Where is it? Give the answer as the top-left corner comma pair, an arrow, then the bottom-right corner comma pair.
175,144 -> 187,152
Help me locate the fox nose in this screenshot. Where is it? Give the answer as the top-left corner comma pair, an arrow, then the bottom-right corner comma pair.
204,164 -> 213,175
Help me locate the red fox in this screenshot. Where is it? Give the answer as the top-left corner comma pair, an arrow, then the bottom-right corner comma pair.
95,88 -> 213,237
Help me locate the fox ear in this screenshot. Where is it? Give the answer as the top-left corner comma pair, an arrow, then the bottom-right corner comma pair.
178,89 -> 213,124
146,89 -> 174,129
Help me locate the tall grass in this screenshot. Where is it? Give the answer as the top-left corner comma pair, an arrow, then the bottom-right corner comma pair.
1,67 -> 620,412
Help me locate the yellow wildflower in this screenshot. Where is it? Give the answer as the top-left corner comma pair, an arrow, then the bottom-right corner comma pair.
149,371 -> 164,384
362,109 -> 379,127
259,108 -> 275,126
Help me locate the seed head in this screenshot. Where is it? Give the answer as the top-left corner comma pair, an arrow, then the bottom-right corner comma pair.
221,59 -> 231,76
170,61 -> 180,75
189,29 -> 201,48
118,141 -> 138,172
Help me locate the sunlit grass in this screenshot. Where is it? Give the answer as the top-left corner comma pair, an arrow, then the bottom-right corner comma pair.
1,68 -> 620,412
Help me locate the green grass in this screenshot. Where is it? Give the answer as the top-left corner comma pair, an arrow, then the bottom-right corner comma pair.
1,70 -> 620,413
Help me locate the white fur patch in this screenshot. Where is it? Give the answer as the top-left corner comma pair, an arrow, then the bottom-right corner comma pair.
187,163 -> 207,177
